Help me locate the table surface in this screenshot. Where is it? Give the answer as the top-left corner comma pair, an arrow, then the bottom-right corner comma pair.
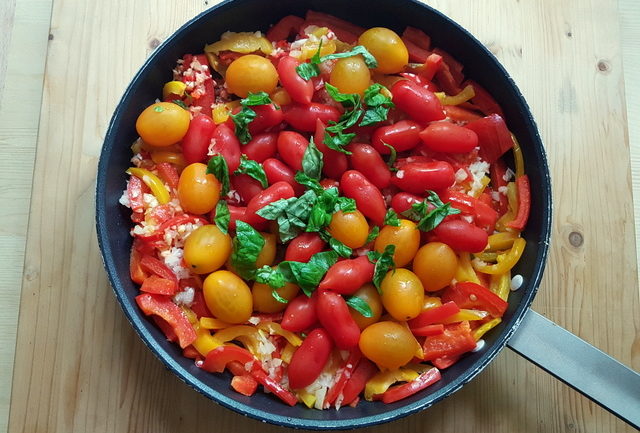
1,1 -> 639,432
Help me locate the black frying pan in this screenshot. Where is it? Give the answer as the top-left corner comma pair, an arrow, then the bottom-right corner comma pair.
95,0 -> 640,429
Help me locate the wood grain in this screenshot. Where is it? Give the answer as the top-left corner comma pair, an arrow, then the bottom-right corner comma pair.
7,0 -> 640,432
0,0 -> 52,431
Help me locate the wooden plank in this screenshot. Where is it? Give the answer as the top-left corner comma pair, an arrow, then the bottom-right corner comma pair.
8,1 -> 639,433
0,0 -> 52,431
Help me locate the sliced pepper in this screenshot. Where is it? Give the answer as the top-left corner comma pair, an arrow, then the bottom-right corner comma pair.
443,105 -> 483,122
150,151 -> 187,170
127,175 -> 145,213
202,345 -> 255,373
266,15 -> 305,42
455,252 -> 482,285
199,317 -> 232,330
464,114 -> 514,164
257,321 -> 303,347
212,325 -> 258,345
487,232 -> 519,251
192,325 -> 221,356
231,374 -> 258,396
440,309 -> 489,324
464,79 -> 505,118
490,271 -> 511,301
506,175 -> 530,231
324,350 -> 362,408
421,321 -> 477,361
127,167 -> 171,205
136,293 -> 197,348
495,181 -> 519,231
379,368 -> 441,404
408,301 -> 460,329
436,84 -> 475,106
340,358 -> 378,406
162,80 -> 187,101
442,282 -> 508,317
250,366 -> 299,406
139,255 -> 177,284
364,368 -> 420,401
140,275 -> 178,296
410,324 -> 445,337
473,318 -> 502,341
129,241 -> 148,284
472,237 -> 526,276
155,162 -> 180,190
512,135 -> 525,179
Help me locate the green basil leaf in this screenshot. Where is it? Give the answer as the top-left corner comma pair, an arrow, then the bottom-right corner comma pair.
206,155 -> 230,196
365,226 -> 380,244
302,137 -> 323,180
360,84 -> 394,126
384,208 -> 401,227
172,100 -> 189,110
243,91 -> 272,106
294,171 -> 325,195
319,230 -> 352,258
323,130 -> 355,154
254,265 -> 286,289
295,62 -> 321,80
336,196 -> 356,213
324,83 -> 360,108
235,154 -> 268,188
231,106 -> 257,145
256,191 -> 316,243
278,251 -> 339,296
306,187 -> 339,232
359,106 -> 390,126
345,296 -> 373,317
401,190 -> 461,232
321,45 -> 378,68
382,142 -> 398,172
231,221 -> 266,280
370,244 -> 396,291
214,200 -> 230,234
271,288 -> 290,304
256,197 -> 298,220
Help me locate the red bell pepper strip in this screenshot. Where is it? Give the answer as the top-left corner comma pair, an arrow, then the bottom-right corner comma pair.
231,374 -> 259,396
190,289 -> 212,318
464,79 -> 505,118
431,355 -> 460,370
147,204 -> 174,226
340,358 -> 379,406
401,27 -> 431,50
182,345 -> 201,360
408,301 -> 460,329
323,350 -> 362,408
410,324 -> 445,337
304,11 -> 364,44
152,315 -> 178,343
402,37 -> 430,63
227,360 -> 248,377
136,293 -> 197,348
464,114 -> 514,164
378,368 -> 442,404
432,48 -> 464,85
250,366 -> 299,406
139,256 -> 178,284
266,15 -> 305,42
422,321 -> 477,361
442,281 -> 508,317
507,175 -> 531,230
156,162 -> 180,190
127,175 -> 145,214
421,53 -> 442,82
140,275 -> 178,295
434,61 -> 462,96
489,158 -> 509,215
443,105 -> 483,122
129,242 -> 148,284
202,345 -> 255,373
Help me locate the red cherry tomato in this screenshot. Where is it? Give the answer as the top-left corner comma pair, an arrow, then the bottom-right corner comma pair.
391,161 -> 455,194
277,131 -> 308,171
181,114 -> 215,164
225,205 -> 246,231
283,103 -> 340,132
316,290 -> 361,350
277,56 -> 315,105
242,132 -> 278,163
284,232 -> 326,262
262,158 -> 305,195
287,328 -> 334,389
320,178 -> 339,190
281,293 -> 318,332
419,122 -> 478,154
231,174 -> 263,204
433,219 -> 488,252
318,256 -> 375,295
391,192 -> 423,214
391,80 -> 445,123
210,123 -> 241,172
244,181 -> 295,226
315,119 -> 348,180
371,120 -> 422,155
340,170 -> 387,226
348,143 -> 391,189
248,104 -> 284,135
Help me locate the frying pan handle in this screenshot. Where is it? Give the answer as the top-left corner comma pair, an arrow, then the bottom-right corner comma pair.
506,310 -> 640,429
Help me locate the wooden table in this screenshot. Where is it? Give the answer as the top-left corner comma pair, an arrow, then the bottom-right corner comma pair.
2,1 -> 639,432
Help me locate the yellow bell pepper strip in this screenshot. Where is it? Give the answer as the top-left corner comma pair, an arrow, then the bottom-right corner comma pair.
455,252 -> 482,285
435,84 -> 475,106
257,321 -> 303,347
126,167 -> 171,205
472,237 -> 526,275
211,103 -> 230,124
495,182 -> 518,232
297,389 -> 317,409
379,368 -> 441,404
364,368 -> 420,401
270,87 -> 292,106
212,325 -> 258,345
162,80 -> 187,100
490,271 -> 512,301
135,293 -> 197,349
150,151 -> 186,169
469,175 -> 491,198
473,252 -> 498,262
440,309 -> 490,324
512,134 -> 525,179
205,31 -> 274,55
473,318 -> 502,341
199,317 -> 232,330
487,232 -> 519,251
280,342 -> 296,364
235,334 -> 261,357
192,325 -> 221,356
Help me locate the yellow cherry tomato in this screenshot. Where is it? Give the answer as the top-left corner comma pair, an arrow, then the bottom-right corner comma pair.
328,210 -> 369,249
412,242 -> 458,292
177,163 -> 220,214
348,283 -> 383,330
374,219 -> 420,267
359,321 -> 416,370
203,270 -> 253,324
358,27 -> 409,74
329,56 -> 371,95
256,232 -> 276,268
183,225 -> 232,274
252,281 -> 300,313
380,268 -> 424,321
225,54 -> 279,97
135,102 -> 190,147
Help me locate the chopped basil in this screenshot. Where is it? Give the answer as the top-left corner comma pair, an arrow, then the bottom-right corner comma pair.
382,142 -> 398,172
294,171 -> 324,195
231,92 -> 273,144
206,155 -> 230,196
384,209 -> 401,227
345,296 -> 373,318
242,91 -> 272,106
271,289 -> 289,304
254,265 -> 286,289
359,83 -> 394,126
231,221 -> 265,280
302,138 -> 323,180
318,230 -> 352,258
278,251 -> 339,296
214,200 -> 230,234
295,44 -> 377,81
323,130 -> 355,154
365,226 -> 380,244
235,154 -> 268,188
401,190 -> 461,232
171,100 -> 189,110
256,190 -> 316,243
367,244 -> 396,291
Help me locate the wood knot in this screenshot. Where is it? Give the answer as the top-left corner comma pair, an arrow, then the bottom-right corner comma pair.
566,31 -> 572,38
149,38 -> 161,49
568,231 -> 583,248
48,33 -> 54,40
597,60 -> 610,73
